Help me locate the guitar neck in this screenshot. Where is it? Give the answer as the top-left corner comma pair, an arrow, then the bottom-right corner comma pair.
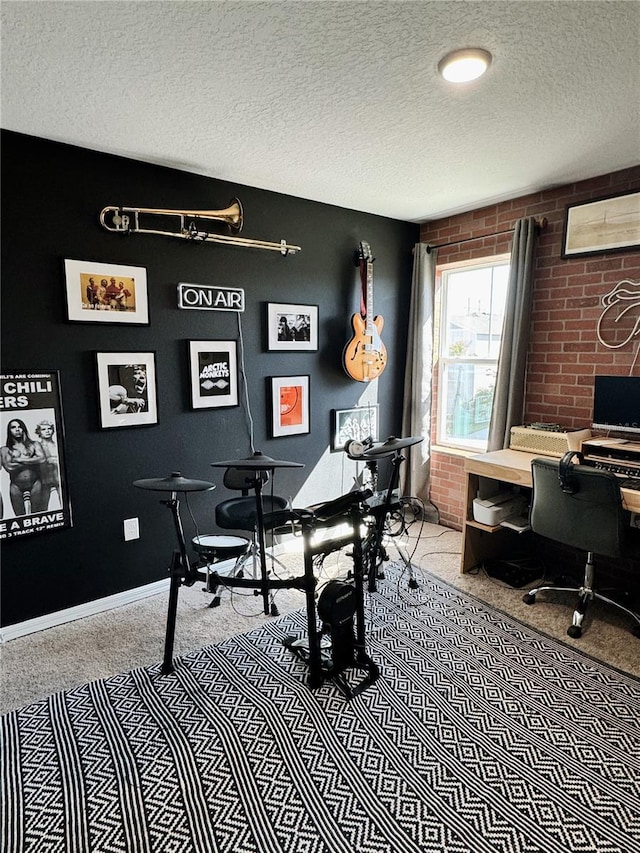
362,258 -> 374,325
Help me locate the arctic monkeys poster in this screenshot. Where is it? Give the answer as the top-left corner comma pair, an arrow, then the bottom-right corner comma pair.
188,340 -> 239,409
0,371 -> 72,540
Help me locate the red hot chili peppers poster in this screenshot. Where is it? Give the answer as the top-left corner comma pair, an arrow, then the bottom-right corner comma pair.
0,371 -> 73,540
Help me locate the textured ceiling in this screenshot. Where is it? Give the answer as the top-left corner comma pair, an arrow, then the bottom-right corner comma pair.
2,1 -> 639,222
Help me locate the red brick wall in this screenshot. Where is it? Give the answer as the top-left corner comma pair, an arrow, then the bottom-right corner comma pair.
420,167 -> 640,530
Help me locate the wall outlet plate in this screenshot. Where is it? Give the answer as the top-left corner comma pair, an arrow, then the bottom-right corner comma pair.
123,517 -> 140,541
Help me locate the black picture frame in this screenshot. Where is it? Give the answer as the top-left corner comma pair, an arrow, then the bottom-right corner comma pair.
96,351 -> 158,429
561,190 -> 640,258
331,405 -> 379,451
188,340 -> 239,409
266,302 -> 318,351
0,370 -> 73,539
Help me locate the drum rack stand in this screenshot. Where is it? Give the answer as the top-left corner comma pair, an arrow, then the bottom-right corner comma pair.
284,499 -> 380,698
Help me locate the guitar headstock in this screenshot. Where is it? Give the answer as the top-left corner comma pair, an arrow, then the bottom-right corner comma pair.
358,241 -> 373,263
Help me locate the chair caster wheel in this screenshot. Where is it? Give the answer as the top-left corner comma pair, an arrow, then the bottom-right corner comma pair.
270,603 -> 279,616
522,593 -> 536,605
209,596 -> 221,608
236,569 -> 244,579
567,625 -> 582,639
632,624 -> 640,639
408,578 -> 419,590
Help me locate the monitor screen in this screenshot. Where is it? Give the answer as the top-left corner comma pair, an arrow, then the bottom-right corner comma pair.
592,375 -> 640,435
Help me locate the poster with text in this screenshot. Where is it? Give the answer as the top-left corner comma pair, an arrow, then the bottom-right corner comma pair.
0,371 -> 72,540
188,340 -> 238,409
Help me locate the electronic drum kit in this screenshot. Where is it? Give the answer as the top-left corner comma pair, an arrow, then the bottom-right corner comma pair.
132,436 -> 422,688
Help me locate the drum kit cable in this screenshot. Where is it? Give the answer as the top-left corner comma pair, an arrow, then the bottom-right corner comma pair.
343,435 -> 424,592
133,435 -> 422,691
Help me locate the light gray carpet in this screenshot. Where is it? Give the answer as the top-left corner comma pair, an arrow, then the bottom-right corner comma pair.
1,523 -> 638,715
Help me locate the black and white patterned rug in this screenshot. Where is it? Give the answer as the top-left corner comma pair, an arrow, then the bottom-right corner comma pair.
2,566 -> 639,853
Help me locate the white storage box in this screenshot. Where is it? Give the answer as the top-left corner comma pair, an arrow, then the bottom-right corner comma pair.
472,493 -> 526,526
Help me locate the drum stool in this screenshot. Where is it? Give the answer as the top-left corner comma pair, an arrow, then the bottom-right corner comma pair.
191,534 -> 250,608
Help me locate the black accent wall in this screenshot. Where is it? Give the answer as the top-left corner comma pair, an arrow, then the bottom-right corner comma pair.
0,131 -> 418,628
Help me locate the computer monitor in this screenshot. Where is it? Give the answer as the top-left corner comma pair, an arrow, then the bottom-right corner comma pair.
592,375 -> 640,435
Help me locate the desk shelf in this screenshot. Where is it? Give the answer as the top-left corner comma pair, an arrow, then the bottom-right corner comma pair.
461,451 -> 537,574
461,448 -> 640,575
465,519 -> 503,534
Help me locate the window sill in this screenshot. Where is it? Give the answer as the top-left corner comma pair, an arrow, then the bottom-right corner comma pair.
431,444 -> 482,459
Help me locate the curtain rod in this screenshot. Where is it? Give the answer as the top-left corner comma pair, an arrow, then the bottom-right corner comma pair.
426,216 -> 547,254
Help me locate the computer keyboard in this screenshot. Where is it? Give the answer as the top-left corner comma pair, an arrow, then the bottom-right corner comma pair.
619,478 -> 640,491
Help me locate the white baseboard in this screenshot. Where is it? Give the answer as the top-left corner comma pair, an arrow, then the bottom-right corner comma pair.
0,542 -> 302,644
0,578 -> 171,644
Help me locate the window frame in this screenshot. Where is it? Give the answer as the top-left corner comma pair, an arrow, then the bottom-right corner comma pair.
435,253 -> 510,452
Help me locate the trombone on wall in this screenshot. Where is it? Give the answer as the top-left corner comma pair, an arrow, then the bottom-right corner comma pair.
99,198 -> 301,256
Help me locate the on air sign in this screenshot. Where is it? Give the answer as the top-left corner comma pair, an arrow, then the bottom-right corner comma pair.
177,283 -> 245,312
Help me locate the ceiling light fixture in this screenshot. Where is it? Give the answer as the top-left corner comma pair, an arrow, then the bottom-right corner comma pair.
438,48 -> 492,83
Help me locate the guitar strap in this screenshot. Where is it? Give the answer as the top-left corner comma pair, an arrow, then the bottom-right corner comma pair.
359,259 -> 367,318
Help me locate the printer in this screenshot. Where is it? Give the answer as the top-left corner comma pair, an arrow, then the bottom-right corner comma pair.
472,491 -> 527,526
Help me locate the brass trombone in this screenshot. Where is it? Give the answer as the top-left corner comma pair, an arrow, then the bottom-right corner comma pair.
99,198 -> 301,255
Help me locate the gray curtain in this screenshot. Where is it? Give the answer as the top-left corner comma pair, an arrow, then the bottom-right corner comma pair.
487,217 -> 538,451
401,244 -> 437,515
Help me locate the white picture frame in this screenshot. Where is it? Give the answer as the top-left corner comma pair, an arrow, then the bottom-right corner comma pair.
64,259 -> 149,324
269,375 -> 310,437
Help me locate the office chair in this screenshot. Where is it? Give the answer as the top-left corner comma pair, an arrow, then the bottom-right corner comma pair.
215,467 -> 289,585
523,451 -> 640,639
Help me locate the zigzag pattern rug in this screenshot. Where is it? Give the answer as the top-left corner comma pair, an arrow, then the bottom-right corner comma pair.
2,566 -> 639,853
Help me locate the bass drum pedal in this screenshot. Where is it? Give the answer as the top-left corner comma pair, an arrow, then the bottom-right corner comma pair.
317,580 -> 358,672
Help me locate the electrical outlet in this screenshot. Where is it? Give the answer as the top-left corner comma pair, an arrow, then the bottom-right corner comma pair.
123,517 -> 139,541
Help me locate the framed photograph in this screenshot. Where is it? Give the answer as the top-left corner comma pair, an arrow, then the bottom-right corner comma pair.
332,405 -> 379,452
96,352 -> 158,429
562,191 -> 640,258
0,371 -> 73,540
188,340 -> 238,409
269,375 -> 310,437
266,302 -> 318,351
64,259 -> 149,324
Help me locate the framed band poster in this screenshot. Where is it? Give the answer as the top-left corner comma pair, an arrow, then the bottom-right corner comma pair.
63,259 -> 149,324
188,340 -> 239,409
0,371 -> 73,540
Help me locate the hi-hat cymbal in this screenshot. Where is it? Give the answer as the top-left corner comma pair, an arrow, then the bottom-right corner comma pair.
211,451 -> 304,470
133,472 -> 216,492
362,435 -> 423,458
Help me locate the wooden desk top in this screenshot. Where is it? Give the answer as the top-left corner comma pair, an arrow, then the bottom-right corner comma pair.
465,448 -> 640,514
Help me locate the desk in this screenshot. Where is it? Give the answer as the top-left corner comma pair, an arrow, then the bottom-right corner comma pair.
461,449 -> 640,573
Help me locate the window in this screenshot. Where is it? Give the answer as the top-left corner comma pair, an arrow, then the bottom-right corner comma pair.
436,256 -> 510,451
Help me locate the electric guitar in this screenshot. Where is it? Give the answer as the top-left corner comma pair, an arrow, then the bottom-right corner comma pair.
343,241 -> 387,382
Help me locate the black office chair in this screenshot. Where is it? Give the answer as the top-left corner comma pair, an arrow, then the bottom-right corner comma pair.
523,451 -> 640,639
215,467 -> 289,582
